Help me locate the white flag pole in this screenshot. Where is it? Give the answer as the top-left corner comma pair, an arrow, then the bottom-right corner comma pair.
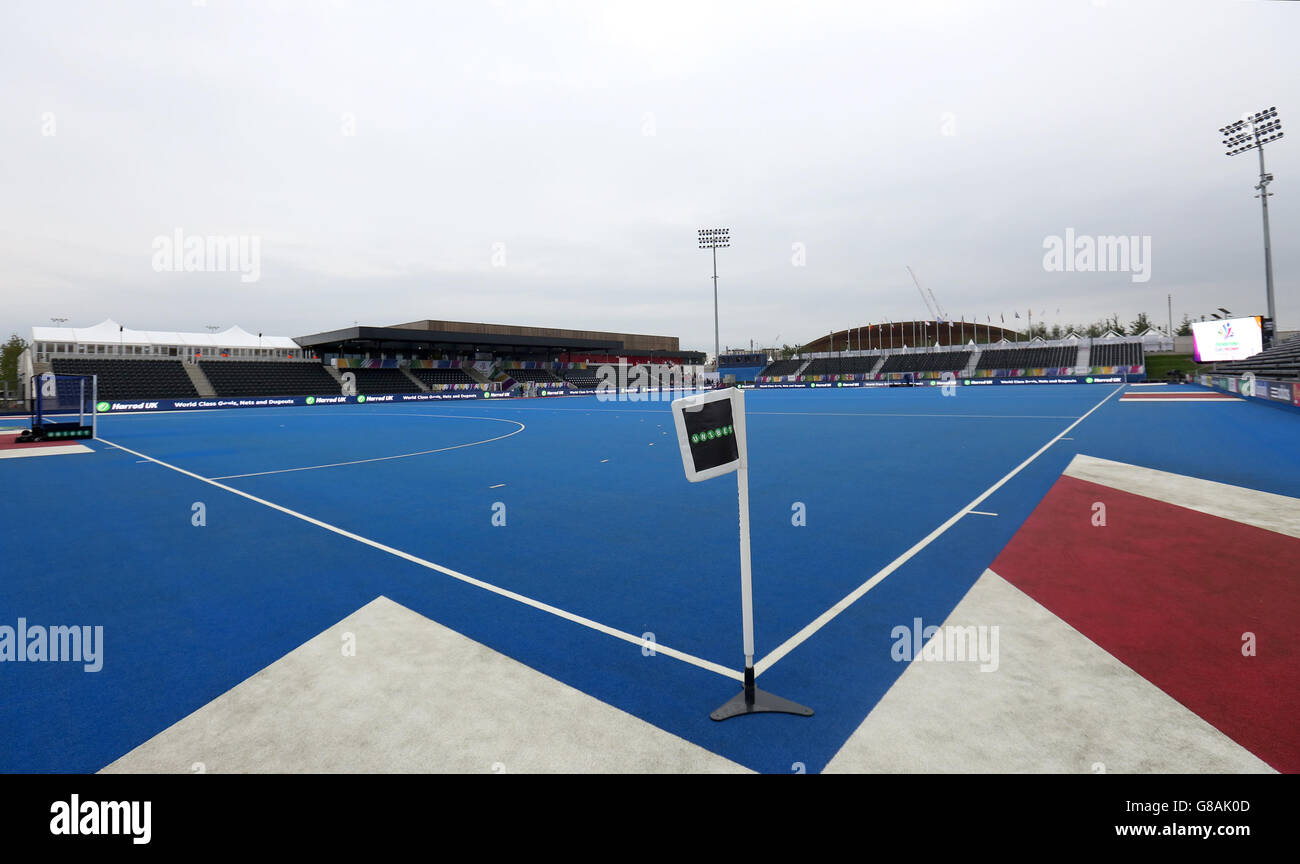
668,387 -> 811,722
736,399 -> 755,669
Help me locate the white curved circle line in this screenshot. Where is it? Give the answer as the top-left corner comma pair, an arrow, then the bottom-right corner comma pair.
209,415 -> 526,480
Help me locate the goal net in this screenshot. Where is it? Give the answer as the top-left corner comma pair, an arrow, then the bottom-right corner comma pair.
28,373 -> 97,440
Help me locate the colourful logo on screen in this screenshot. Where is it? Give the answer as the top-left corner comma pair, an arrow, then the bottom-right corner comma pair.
306,396 -> 316,405
1220,322 -> 1233,338
96,401 -> 110,413
357,395 -> 367,403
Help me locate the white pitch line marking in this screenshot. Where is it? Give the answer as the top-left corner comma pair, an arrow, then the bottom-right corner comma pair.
750,411 -> 1081,419
1120,397 -> 1244,403
488,405 -> 1076,418
753,383 -> 1126,677
0,444 -> 93,459
496,407 -> 1081,420
100,437 -> 741,683
489,483 -> 505,489
967,511 -> 998,517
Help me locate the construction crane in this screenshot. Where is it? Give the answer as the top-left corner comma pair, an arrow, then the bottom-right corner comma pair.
906,266 -> 947,323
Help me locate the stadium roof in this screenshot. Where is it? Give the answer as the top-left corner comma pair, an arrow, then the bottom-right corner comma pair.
296,323 -> 704,361
31,319 -> 298,349
387,319 -> 679,353
295,325 -> 624,353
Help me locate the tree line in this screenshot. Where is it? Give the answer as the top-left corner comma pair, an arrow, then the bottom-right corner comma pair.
1,335 -> 26,395
1018,312 -> 1194,340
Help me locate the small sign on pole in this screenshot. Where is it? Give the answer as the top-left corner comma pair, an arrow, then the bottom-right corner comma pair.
671,387 -> 813,721
672,386 -> 743,483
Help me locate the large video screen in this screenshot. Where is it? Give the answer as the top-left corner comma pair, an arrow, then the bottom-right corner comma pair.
1191,317 -> 1264,362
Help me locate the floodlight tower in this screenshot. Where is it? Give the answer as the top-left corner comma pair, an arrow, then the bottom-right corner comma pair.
1220,107 -> 1284,325
698,228 -> 730,368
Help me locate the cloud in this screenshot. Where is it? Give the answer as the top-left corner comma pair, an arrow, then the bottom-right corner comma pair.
0,0 -> 1294,346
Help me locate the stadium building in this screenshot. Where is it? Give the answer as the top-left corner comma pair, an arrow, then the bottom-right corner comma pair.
18,318 -> 705,404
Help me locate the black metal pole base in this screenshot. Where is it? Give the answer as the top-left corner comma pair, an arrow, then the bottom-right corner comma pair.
711,666 -> 813,721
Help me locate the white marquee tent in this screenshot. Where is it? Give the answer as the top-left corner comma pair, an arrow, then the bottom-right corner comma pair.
21,320 -> 305,390
30,319 -> 298,353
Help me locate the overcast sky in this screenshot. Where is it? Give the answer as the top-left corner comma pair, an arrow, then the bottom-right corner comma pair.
1,0 -> 1296,353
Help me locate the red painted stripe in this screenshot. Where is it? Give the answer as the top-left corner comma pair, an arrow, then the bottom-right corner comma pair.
991,475 -> 1300,773
0,436 -> 81,451
1126,389 -> 1230,394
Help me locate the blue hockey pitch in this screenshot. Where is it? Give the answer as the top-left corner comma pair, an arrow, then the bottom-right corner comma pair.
4,384 -> 1298,773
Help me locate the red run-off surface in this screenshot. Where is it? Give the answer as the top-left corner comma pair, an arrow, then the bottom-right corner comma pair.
0,435 -> 84,451
991,474 -> 1300,773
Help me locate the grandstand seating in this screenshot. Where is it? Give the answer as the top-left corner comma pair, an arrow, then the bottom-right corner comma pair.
344,368 -> 418,394
976,345 -> 1079,371
1214,336 -> 1300,381
411,368 -> 476,389
758,359 -> 804,378
199,360 -> 339,397
51,358 -> 198,400
504,369 -> 562,383
1090,342 -> 1144,367
718,352 -> 766,369
879,350 -> 971,374
561,369 -> 602,388
801,356 -> 881,376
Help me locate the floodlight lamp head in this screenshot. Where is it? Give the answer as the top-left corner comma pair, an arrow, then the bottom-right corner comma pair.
697,227 -> 731,249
